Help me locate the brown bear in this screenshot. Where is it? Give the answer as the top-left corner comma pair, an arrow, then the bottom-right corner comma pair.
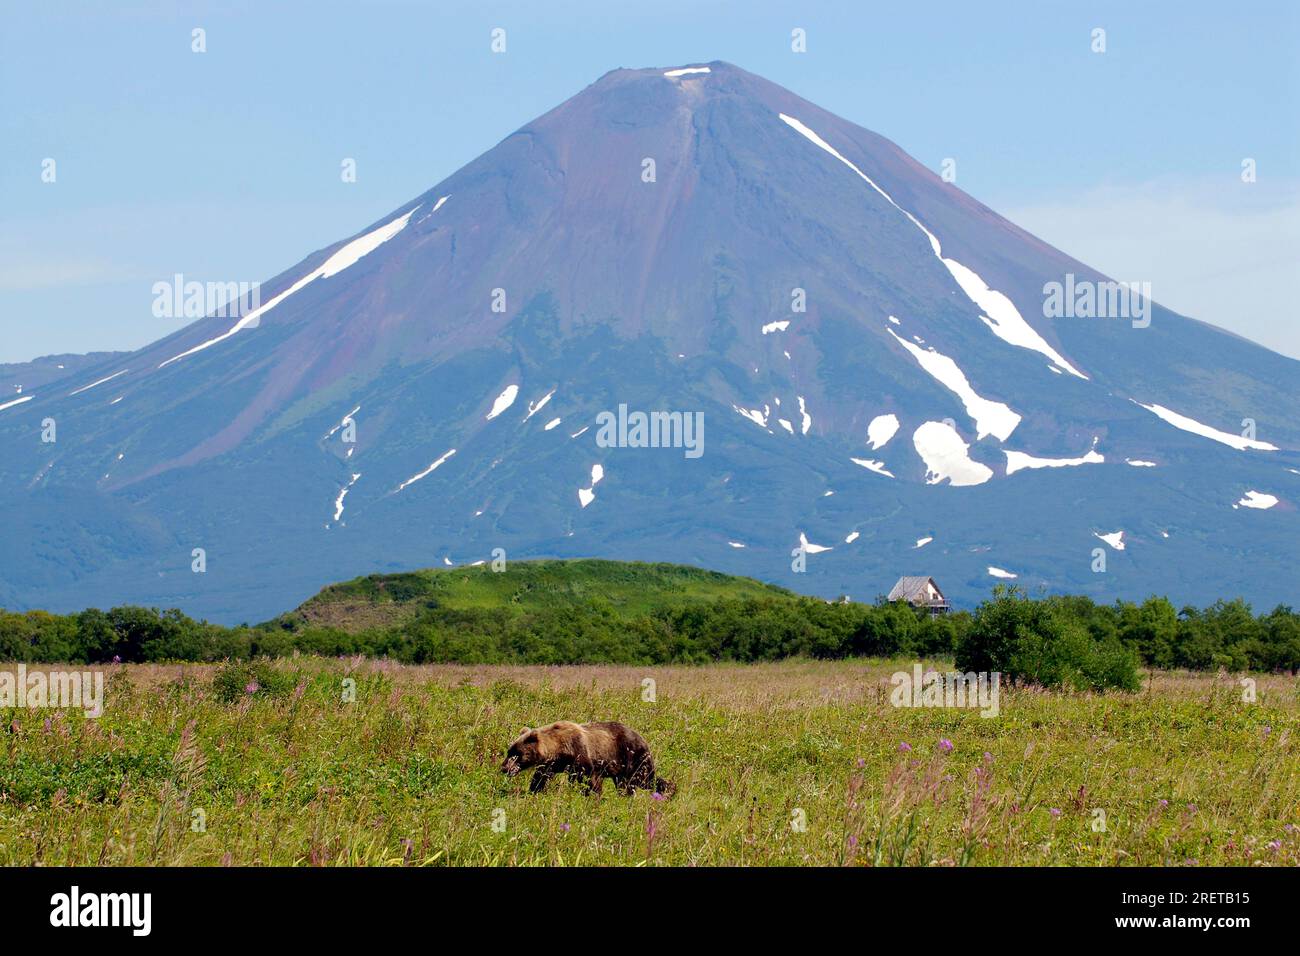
501,721 -> 673,796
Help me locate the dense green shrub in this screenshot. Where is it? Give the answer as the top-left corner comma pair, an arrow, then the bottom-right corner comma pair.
211,660 -> 300,704
957,586 -> 1143,691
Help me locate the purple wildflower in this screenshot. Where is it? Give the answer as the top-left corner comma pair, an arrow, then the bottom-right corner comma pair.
898,742 -> 912,753
938,738 -> 954,753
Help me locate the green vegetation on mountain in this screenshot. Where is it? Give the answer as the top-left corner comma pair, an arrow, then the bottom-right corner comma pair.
291,560 -> 793,632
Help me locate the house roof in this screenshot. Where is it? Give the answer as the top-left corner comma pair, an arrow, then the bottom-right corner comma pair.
887,576 -> 946,604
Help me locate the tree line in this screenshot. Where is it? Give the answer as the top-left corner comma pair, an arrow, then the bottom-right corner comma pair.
1,588 -> 1297,690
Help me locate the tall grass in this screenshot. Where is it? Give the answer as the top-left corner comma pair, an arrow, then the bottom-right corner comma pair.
1,659 -> 1296,866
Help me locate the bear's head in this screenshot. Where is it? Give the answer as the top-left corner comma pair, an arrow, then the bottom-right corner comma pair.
501,727 -> 543,776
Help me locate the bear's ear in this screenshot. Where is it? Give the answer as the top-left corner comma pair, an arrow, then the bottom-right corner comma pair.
520,726 -> 531,735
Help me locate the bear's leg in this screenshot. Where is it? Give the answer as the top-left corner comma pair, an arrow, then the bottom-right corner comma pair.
627,754 -> 656,792
565,762 -> 590,790
529,767 -> 554,794
587,773 -> 605,795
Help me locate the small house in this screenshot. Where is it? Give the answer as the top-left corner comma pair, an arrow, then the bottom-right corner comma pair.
887,576 -> 950,617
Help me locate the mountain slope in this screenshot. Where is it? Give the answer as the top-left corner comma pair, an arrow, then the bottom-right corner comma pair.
1,61 -> 1296,622
1,352 -> 128,394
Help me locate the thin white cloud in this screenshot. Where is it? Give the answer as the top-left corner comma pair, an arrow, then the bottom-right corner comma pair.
1001,176 -> 1300,360
0,255 -> 135,292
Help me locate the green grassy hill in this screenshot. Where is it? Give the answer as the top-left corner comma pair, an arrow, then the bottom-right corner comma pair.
286,559 -> 796,634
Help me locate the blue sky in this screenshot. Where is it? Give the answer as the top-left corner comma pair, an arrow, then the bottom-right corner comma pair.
3,0 -> 1297,362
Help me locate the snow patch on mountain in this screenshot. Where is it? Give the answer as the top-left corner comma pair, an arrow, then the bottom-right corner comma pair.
798,532 -> 832,554
850,457 -> 894,478
1094,530 -> 1126,551
913,421 -> 993,486
160,206 -> 421,368
761,320 -> 790,334
888,329 -> 1020,441
396,448 -> 455,492
664,66 -> 711,77
1235,490 -> 1278,510
544,417 -> 562,431
415,195 -> 449,224
332,473 -> 362,522
69,368 -> 128,396
486,384 -> 520,420
1138,402 -> 1278,451
578,463 -> 605,508
1126,459 -> 1157,467
0,395 -> 34,413
867,414 -> 900,449
324,405 -> 361,439
797,396 -> 812,435
778,112 -> 1086,378
942,257 -> 1087,379
987,566 -> 1018,579
915,536 -> 933,549
523,388 -> 555,421
779,113 -> 941,249
1004,447 -> 1104,475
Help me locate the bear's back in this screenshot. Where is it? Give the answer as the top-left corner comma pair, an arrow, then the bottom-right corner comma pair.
581,721 -> 649,749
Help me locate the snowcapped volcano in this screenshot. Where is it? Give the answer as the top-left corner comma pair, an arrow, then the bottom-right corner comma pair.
2,61 -> 1297,621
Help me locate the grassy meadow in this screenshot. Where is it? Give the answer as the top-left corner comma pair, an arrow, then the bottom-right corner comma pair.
2,657 -> 1297,866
